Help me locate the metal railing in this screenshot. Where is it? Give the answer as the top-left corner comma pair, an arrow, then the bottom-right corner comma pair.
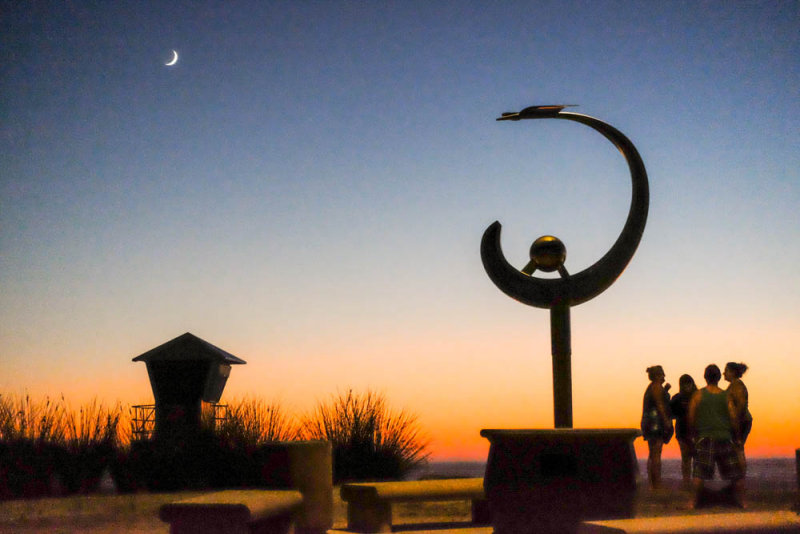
131,404 -> 155,440
204,402 -> 229,431
131,403 -> 228,440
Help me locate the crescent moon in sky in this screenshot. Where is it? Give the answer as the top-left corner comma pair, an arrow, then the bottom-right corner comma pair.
480,110 -> 649,309
165,50 -> 179,66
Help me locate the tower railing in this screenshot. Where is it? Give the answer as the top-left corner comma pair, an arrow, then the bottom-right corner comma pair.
131,404 -> 155,440
131,403 -> 229,440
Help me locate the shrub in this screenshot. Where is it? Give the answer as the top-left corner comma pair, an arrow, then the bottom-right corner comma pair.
108,441 -> 148,494
0,393 -> 67,500
0,394 -> 125,499
0,393 -> 67,444
299,389 -> 429,482
111,398 -> 299,491
2,390 -> 430,492
206,398 -> 300,488
215,397 -> 299,447
58,399 -> 121,494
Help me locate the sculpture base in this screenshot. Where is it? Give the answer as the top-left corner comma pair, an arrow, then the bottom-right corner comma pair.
481,428 -> 640,534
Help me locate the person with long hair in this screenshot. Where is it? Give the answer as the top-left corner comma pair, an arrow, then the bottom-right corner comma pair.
724,361 -> 752,473
641,365 -> 673,489
670,374 -> 698,485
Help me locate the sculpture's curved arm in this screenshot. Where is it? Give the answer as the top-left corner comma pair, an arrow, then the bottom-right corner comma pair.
480,110 -> 649,308
481,221 -> 563,308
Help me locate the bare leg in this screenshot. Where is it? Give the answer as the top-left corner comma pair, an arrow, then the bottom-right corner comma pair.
678,440 -> 693,485
731,477 -> 746,508
736,444 -> 747,476
647,440 -> 663,489
689,477 -> 704,509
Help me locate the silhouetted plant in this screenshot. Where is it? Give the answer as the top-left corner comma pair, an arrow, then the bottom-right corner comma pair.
109,399 -> 298,491
3,390 -> 429,493
0,393 -> 67,443
0,393 -> 68,499
63,399 -> 121,449
216,397 -> 299,447
58,399 -> 121,494
202,398 -> 297,488
115,404 -> 136,446
299,389 -> 429,482
0,394 -> 127,498
107,404 -> 148,492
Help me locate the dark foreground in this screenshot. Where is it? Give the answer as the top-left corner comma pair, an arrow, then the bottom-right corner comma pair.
1,460 -> 796,533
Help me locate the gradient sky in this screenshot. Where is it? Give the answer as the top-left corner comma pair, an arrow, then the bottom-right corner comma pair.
2,1 -> 798,460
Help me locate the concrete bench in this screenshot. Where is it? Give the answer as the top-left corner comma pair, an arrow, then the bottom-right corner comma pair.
160,489 -> 303,534
577,511 -> 800,533
339,477 -> 489,533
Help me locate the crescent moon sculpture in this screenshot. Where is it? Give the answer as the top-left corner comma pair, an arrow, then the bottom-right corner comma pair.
480,105 -> 649,427
165,50 -> 179,66
481,106 -> 649,307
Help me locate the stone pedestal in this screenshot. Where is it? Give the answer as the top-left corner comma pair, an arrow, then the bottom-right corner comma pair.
256,441 -> 333,534
481,429 -> 640,534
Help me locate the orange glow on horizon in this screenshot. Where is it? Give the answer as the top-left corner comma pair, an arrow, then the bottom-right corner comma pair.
5,322 -> 797,463
4,381 -> 797,462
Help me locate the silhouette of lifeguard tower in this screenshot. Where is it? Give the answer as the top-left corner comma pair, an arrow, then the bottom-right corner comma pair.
132,332 -> 246,439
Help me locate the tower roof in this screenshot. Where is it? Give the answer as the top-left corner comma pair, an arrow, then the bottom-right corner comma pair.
132,332 -> 246,364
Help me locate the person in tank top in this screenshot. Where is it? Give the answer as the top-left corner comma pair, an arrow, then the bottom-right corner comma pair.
687,364 -> 745,509
640,365 -> 673,489
724,361 -> 752,474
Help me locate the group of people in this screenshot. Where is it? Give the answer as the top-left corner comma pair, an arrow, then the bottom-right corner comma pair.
641,362 -> 752,509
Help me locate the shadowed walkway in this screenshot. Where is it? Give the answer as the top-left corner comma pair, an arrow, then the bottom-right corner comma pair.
1,474 -> 797,533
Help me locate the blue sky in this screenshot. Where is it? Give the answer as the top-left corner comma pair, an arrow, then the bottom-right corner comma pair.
2,1 -> 798,457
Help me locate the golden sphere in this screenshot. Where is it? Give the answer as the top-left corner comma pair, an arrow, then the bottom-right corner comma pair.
530,236 -> 566,272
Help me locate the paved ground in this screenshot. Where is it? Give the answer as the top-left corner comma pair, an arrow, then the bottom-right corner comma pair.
1,477 -> 796,533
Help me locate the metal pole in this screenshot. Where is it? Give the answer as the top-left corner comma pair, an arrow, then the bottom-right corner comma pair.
550,304 -> 572,428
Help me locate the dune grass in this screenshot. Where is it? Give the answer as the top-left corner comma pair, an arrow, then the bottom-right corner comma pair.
2,389 -> 431,496
1,394 -> 126,498
0,394 -> 69,444
0,394 -> 123,447
299,389 -> 430,482
213,396 -> 299,446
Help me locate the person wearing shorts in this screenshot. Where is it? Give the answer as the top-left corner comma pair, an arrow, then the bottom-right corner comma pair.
724,362 -> 752,473
640,365 -> 673,489
687,364 -> 745,509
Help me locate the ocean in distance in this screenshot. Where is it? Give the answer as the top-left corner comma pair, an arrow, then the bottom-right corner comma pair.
406,457 -> 797,487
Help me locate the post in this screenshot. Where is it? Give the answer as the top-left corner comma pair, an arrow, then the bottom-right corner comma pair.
795,448 -> 799,512
550,304 -> 572,428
